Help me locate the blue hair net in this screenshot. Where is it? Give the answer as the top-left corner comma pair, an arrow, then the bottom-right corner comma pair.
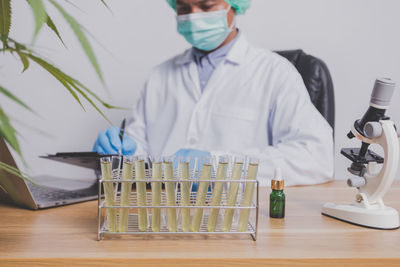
166,0 -> 251,14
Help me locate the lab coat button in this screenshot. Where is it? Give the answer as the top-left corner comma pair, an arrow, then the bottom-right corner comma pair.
189,138 -> 197,145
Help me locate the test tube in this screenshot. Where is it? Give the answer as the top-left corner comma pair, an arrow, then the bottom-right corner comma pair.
191,157 -> 212,232
179,157 -> 191,232
222,156 -> 244,232
207,155 -> 229,232
163,156 -> 177,232
238,157 -> 259,232
135,156 -> 148,231
100,157 -> 117,232
118,156 -> 134,232
151,156 -> 162,232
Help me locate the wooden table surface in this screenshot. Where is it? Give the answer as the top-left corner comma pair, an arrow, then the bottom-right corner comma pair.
1,181 -> 400,266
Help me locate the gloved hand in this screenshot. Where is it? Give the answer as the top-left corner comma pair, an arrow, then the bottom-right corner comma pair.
173,148 -> 211,192
92,126 -> 137,155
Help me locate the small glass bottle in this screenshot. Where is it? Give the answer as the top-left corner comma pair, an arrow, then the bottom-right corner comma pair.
269,168 -> 285,218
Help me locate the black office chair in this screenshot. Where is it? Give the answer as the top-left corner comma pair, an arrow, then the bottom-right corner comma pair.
276,50 -> 335,129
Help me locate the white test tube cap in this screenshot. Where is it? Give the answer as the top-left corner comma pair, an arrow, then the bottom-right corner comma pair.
123,155 -> 134,164
234,155 -> 245,164
274,167 -> 282,181
162,155 -> 174,163
249,157 -> 259,165
150,155 -> 163,163
219,155 -> 229,163
100,156 -> 111,164
178,155 -> 190,163
134,155 -> 147,162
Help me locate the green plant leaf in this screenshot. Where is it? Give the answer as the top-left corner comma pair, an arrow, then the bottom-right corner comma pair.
100,0 -> 110,11
66,78 -> 111,124
0,106 -> 22,157
17,50 -> 118,122
46,15 -> 66,47
27,0 -> 47,42
0,161 -> 39,186
0,0 -> 11,40
21,51 -> 114,124
6,45 -> 116,123
62,0 -> 87,14
26,53 -> 112,123
73,78 -> 126,110
9,115 -> 54,138
0,84 -> 35,113
23,52 -> 85,110
16,51 -> 30,72
49,0 -> 104,84
0,183 -> 6,193
11,38 -> 27,50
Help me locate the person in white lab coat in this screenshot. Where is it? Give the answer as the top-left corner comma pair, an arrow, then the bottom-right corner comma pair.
93,0 -> 334,186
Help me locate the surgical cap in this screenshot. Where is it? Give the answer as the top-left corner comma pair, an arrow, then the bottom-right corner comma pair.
166,0 -> 251,14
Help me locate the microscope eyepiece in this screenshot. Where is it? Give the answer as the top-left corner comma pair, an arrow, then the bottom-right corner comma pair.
350,78 -> 396,140
370,78 -> 396,109
346,78 -> 396,161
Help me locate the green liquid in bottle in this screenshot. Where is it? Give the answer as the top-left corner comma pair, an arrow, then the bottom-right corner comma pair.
270,190 -> 285,218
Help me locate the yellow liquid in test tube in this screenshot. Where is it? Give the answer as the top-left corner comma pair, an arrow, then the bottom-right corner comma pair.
179,161 -> 191,232
222,160 -> 243,232
118,158 -> 133,232
207,159 -> 228,232
135,159 -> 148,231
191,162 -> 212,232
238,161 -> 259,232
151,161 -> 162,232
100,158 -> 117,232
164,160 -> 177,232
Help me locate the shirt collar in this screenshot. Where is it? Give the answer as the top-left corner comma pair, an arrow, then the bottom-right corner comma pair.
175,31 -> 249,66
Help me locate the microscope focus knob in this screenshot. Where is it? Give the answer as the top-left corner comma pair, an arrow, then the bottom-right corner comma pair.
347,177 -> 366,188
364,122 -> 382,138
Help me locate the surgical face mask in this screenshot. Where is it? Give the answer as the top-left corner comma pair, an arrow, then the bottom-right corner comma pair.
177,5 -> 235,51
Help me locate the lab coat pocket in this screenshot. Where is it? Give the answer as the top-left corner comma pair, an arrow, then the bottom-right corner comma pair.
207,107 -> 259,148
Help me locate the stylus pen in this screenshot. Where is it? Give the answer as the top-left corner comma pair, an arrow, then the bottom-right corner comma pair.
118,118 -> 126,155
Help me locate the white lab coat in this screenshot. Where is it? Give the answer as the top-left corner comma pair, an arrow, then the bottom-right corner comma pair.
127,34 -> 334,186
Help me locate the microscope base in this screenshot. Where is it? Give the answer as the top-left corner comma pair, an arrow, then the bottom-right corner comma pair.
322,202 -> 400,230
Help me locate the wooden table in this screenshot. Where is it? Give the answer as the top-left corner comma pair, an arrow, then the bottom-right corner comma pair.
1,181 -> 400,266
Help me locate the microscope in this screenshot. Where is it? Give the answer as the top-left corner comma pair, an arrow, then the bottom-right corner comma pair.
322,78 -> 400,229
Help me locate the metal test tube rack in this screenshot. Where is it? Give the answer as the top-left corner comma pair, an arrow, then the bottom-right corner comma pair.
97,167 -> 259,241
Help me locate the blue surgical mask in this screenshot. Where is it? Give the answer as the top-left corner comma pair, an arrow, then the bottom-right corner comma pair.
177,5 -> 235,51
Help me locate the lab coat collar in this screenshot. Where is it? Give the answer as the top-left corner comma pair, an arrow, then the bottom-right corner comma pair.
224,33 -> 248,65
175,33 -> 249,66
175,49 -> 193,65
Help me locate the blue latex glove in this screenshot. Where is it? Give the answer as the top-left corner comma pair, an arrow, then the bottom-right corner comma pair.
173,148 -> 211,192
92,126 -> 137,155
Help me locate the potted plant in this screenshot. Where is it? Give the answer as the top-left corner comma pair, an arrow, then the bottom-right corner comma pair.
0,0 -> 116,185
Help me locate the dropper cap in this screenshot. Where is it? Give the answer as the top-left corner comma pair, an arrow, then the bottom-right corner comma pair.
271,167 -> 284,190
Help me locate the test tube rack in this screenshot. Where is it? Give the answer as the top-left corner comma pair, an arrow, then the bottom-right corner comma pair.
97,161 -> 259,241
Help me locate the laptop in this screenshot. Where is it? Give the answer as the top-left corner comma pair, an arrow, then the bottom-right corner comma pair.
0,138 -> 103,210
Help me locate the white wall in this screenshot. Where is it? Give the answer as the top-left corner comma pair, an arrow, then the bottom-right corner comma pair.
1,0 -> 399,181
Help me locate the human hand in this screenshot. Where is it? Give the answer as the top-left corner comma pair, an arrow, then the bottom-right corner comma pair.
92,126 -> 137,155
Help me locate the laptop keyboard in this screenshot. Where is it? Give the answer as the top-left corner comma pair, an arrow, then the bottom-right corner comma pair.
27,182 -> 98,203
